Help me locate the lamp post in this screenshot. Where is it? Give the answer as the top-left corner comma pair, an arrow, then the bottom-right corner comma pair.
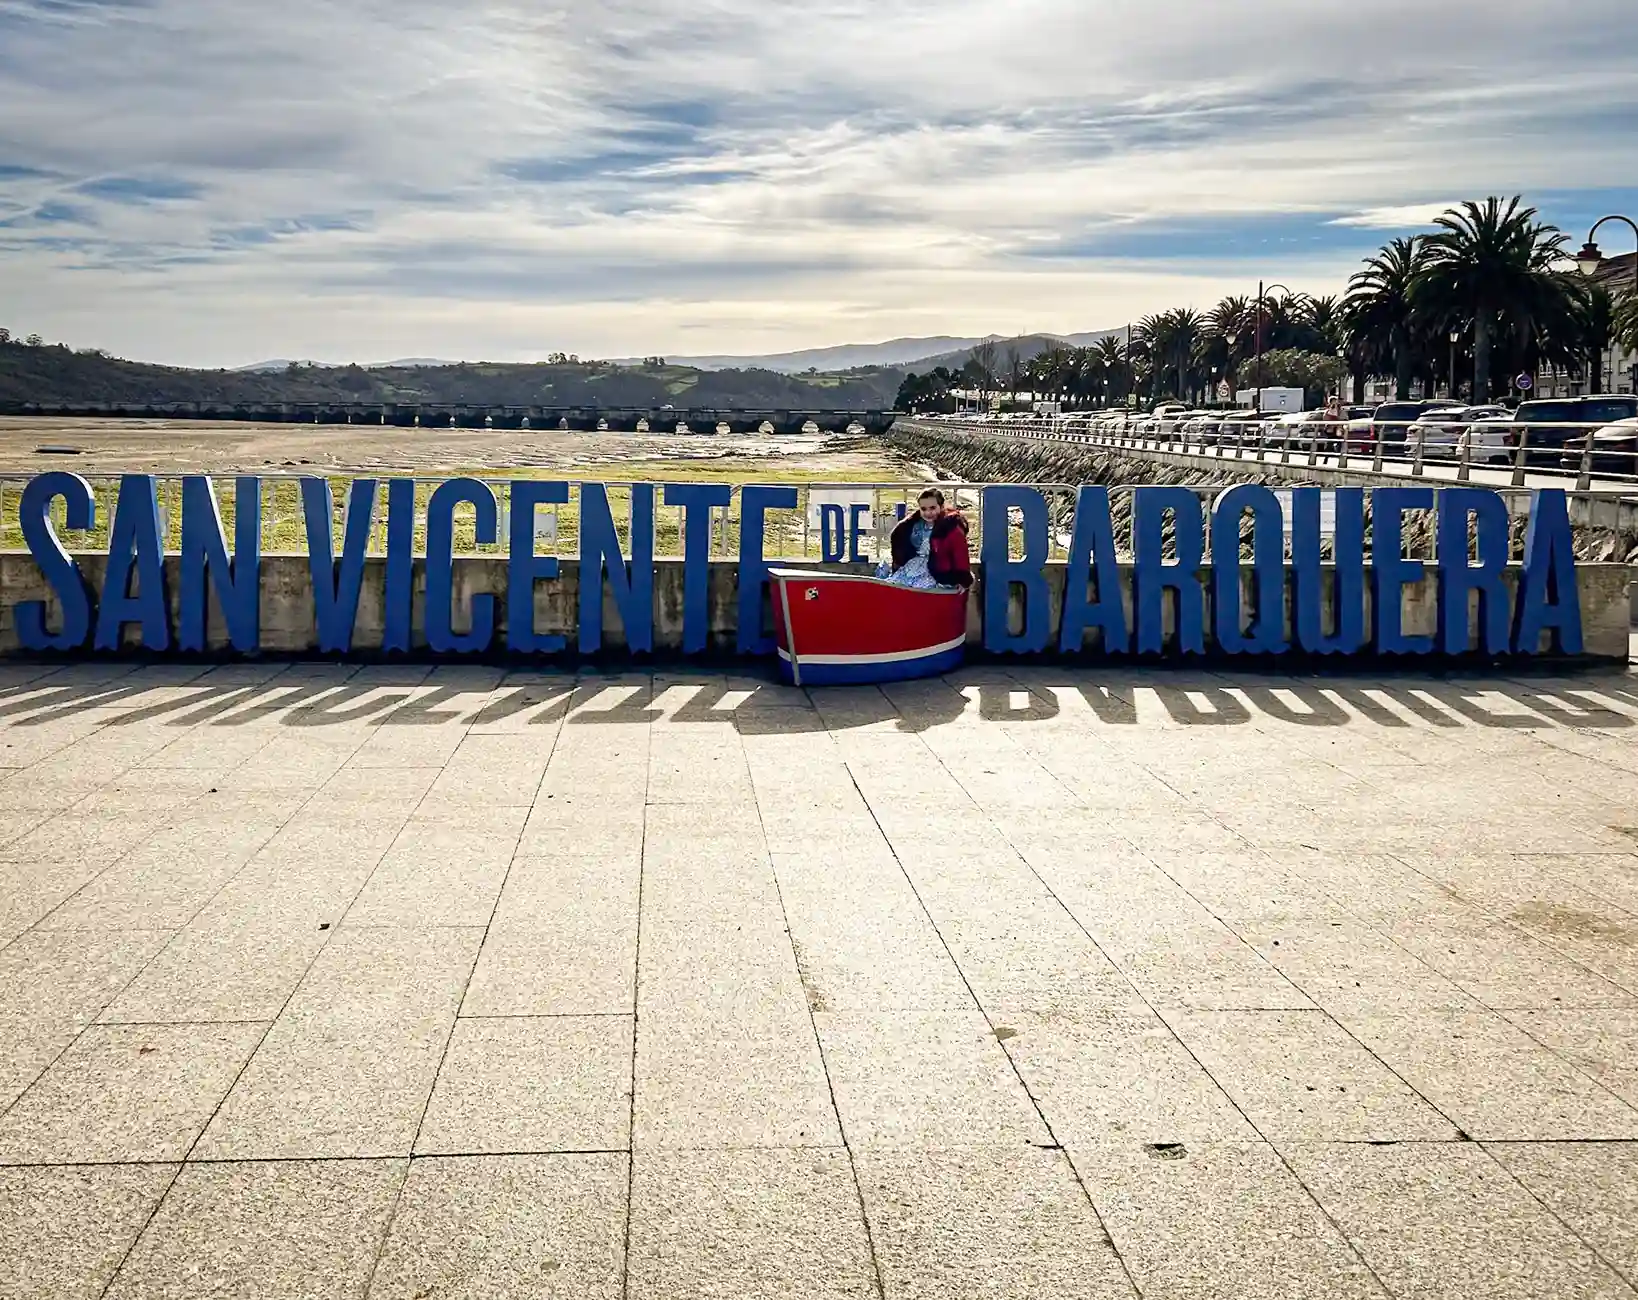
1576,216 -> 1638,396
1254,281 -> 1294,410
1448,328 -> 1461,400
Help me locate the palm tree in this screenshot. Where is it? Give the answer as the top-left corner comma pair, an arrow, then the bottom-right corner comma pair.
1572,284 -> 1620,392
1414,196 -> 1573,401
1617,292 -> 1638,360
1167,308 -> 1205,402
1346,237 -> 1424,400
1304,295 -> 1344,353
1204,295 -> 1253,392
1132,314 -> 1167,400
1093,335 -> 1128,405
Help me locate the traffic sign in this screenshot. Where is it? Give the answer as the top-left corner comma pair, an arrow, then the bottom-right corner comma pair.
1515,373 -> 1533,391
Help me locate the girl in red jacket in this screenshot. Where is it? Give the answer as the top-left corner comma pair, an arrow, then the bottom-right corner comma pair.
876,489 -> 973,590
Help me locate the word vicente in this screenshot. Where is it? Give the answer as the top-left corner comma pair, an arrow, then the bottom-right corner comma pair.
11,474 -> 1582,658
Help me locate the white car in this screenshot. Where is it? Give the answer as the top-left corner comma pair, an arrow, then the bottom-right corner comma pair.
1265,410 -> 1340,451
1407,405 -> 1512,462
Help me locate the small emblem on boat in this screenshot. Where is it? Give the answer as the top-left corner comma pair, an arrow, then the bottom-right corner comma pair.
805,588 -> 820,601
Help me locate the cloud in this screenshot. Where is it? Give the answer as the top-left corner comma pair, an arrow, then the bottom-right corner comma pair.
1,0 -> 1636,365
76,175 -> 204,204
1329,204 -> 1461,229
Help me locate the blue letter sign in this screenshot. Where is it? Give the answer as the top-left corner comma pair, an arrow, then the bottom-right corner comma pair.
425,477 -> 497,654
178,476 -> 261,653
1058,486 -> 1128,654
96,474 -> 170,651
2,473 -> 1591,664
17,471 -> 96,651
1211,484 -> 1287,655
666,483 -> 731,654
579,483 -> 654,653
737,486 -> 798,654
302,477 -> 378,654
1132,487 -> 1205,654
1436,487 -> 1511,655
1512,488 -> 1583,654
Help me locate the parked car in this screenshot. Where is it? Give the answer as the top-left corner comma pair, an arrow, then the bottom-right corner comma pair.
1368,399 -> 1465,454
1214,409 -> 1281,447
1514,395 -> 1638,464
1342,405 -> 1376,453
1406,404 -> 1511,461
1558,415 -> 1638,475
1178,413 -> 1217,442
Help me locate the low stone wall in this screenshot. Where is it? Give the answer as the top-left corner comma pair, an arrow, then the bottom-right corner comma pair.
0,553 -> 1629,661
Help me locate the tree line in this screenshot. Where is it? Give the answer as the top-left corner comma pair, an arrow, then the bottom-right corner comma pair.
896,196 -> 1638,413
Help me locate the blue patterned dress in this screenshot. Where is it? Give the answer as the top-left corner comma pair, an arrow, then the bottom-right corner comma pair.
876,519 -> 942,589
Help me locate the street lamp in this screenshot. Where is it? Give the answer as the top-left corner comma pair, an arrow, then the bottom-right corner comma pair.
1448,328 -> 1461,400
1254,281 -> 1293,408
1576,215 -> 1637,396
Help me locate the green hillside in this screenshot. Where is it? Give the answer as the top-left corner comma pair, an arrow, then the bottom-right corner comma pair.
0,339 -> 903,409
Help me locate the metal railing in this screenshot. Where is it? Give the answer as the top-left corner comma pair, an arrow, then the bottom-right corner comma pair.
913,411 -> 1638,492
4,474 -> 1631,567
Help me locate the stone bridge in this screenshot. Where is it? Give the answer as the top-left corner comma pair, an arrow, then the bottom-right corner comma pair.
0,401 -> 899,436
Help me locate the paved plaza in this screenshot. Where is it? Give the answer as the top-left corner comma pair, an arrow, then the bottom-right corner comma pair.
2,660 -> 1638,1297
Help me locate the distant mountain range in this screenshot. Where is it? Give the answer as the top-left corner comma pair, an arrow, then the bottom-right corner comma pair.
595,329 -> 1122,375
234,330 -> 1125,377
234,358 -> 457,372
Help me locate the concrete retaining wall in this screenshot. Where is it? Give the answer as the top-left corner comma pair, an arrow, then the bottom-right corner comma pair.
0,553 -> 1629,661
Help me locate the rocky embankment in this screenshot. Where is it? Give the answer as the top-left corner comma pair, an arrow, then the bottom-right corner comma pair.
884,419 -> 1638,562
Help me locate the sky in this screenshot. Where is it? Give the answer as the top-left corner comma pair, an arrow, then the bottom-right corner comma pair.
2,0 -> 1637,368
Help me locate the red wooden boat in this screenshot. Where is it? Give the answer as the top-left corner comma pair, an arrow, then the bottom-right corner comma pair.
768,568 -> 969,686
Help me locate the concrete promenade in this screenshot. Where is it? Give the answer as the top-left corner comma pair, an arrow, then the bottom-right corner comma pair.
2,662 -> 1638,1297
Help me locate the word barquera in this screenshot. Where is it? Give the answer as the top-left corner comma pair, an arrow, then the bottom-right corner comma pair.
12,473 -> 1582,658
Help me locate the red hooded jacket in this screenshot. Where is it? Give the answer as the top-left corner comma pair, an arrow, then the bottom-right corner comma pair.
889,509 -> 973,589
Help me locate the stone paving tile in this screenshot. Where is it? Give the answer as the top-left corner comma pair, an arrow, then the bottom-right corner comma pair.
344,819 -> 523,928
1067,1139 -> 1385,1300
1499,1007 -> 1638,1107
1163,1008 -> 1460,1142
309,763 -> 444,808
104,1158 -> 405,1300
775,859 -> 973,1013
40,815 -> 287,931
100,919 -> 329,1024
1485,1141 -> 1638,1280
0,927 -> 173,1106
1378,910 -> 1638,1009
416,1016 -> 632,1155
634,1009 -> 841,1149
1285,1141 -> 1636,1299
0,815 -> 175,944
853,1144 -> 1137,1299
814,1009 -> 1049,1147
192,926 -> 480,1160
627,1148 -> 876,1299
425,734 -> 553,806
1337,1010 -> 1638,1140
0,1163 -> 177,1300
1002,1008 -> 1258,1145
936,909 -> 1144,1017
0,1022 -> 266,1163
368,1153 -> 627,1299
1236,918 -> 1485,1016
463,917 -> 636,1017
487,842 -> 639,924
